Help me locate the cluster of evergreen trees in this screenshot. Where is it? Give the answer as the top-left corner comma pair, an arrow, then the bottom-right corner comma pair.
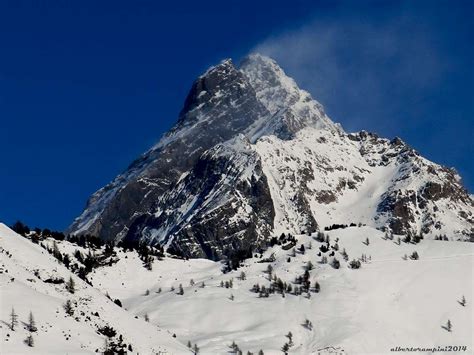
12,221 -> 66,243
187,340 -> 200,354
281,331 -> 294,354
98,326 -> 132,354
8,307 -> 37,347
268,233 -> 297,248
220,279 -> 234,289
251,266 -> 321,298
324,222 -> 361,231
222,247 -> 254,272
434,234 -> 450,241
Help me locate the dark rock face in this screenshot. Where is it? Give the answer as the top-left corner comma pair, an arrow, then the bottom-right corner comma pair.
121,138 -> 275,258
377,190 -> 417,235
167,154 -> 275,259
68,59 -> 272,249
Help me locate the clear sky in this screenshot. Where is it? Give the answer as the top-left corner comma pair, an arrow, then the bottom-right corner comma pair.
1,0 -> 472,231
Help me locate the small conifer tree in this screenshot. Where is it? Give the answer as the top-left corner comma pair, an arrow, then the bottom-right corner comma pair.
25,334 -> 34,347
9,307 -> 18,331
64,299 -> 74,316
28,311 -> 37,332
66,276 -> 75,294
446,319 -> 452,332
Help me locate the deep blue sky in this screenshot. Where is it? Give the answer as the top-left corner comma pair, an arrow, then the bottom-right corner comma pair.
1,1 -> 472,231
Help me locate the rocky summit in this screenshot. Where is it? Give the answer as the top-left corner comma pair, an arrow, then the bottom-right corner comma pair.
68,54 -> 473,259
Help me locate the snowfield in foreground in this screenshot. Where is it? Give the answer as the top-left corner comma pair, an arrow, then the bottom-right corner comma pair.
1,223 -> 472,354
90,227 -> 473,354
0,223 -> 185,354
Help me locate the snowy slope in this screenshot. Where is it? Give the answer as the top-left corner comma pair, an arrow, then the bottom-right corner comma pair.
254,128 -> 473,239
86,226 -> 473,354
0,224 -> 185,354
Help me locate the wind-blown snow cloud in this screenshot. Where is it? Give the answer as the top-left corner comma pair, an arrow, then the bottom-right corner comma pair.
252,13 -> 445,133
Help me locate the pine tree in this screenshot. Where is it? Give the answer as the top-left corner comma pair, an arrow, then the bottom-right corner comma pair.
63,254 -> 71,268
258,350 -> 264,355
341,248 -> 349,261
9,307 -> 18,331
193,343 -> 200,354
365,237 -> 370,246
314,281 -> 320,293
460,295 -> 466,306
64,299 -> 74,316
349,259 -> 362,269
145,256 -> 153,271
267,264 -> 273,277
282,343 -> 290,353
66,276 -> 75,294
446,319 -> 452,332
229,340 -> 240,352
25,334 -> 34,347
28,311 -> 37,332
187,340 -> 192,348
144,313 -> 149,322
178,284 -> 184,295
306,261 -> 313,271
52,240 -> 61,260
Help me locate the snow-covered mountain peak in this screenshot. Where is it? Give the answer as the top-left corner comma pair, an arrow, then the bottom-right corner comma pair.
69,55 -> 473,257
239,53 -> 318,114
240,53 -> 341,140
199,57 -> 234,78
239,53 -> 297,114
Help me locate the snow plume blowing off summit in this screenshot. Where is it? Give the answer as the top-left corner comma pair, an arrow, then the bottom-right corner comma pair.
69,54 -> 473,259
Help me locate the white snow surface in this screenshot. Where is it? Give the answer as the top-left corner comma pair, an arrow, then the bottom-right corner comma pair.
90,227 -> 474,354
0,223 -> 185,354
2,223 -> 473,354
